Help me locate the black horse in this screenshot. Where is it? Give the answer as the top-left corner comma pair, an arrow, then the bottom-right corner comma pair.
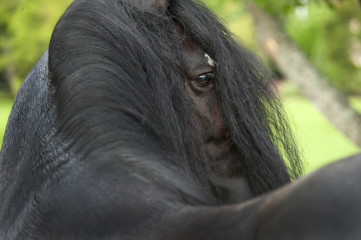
0,0 -> 360,239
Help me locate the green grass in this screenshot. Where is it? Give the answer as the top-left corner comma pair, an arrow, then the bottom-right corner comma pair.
284,94 -> 361,174
0,92 -> 14,148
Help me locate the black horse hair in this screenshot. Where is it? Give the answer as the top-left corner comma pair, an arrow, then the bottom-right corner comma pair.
48,0 -> 303,198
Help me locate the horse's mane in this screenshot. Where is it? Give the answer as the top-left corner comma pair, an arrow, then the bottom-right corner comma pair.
49,0 -> 303,197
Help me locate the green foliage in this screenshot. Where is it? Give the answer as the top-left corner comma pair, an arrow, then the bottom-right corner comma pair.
255,0 -> 302,15
0,0 -> 71,86
202,0 -> 257,50
254,0 -> 339,15
285,0 -> 361,93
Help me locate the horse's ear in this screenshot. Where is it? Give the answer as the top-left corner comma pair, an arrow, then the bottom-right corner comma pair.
131,0 -> 168,13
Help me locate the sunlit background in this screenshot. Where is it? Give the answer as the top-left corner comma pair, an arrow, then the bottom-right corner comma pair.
1,0 -> 360,174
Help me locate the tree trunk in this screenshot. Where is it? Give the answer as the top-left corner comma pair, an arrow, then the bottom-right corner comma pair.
245,1 -> 361,148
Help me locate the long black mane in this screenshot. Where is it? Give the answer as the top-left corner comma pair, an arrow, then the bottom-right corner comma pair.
49,0 -> 303,197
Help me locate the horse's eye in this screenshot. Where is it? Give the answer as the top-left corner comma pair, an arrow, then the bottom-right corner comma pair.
194,73 -> 215,88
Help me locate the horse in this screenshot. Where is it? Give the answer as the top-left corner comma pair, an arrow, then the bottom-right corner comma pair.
0,0 -> 360,239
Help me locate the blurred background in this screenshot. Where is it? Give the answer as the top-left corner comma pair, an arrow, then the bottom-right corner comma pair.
0,0 -> 360,174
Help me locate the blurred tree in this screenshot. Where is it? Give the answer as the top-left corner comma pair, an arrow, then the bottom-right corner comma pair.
246,0 -> 361,147
254,0 -> 339,14
0,0 -> 71,97
286,1 -> 361,94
